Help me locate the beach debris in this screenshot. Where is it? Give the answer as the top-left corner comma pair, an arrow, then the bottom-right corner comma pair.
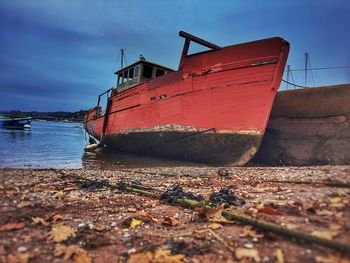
311,230 -> 340,240
269,203 -> 301,216
168,241 -> 211,256
235,247 -> 261,262
31,217 -> 49,226
329,197 -> 344,207
284,223 -> 298,230
314,253 -> 350,263
48,224 -> 76,242
116,181 -> 128,191
17,246 -> 27,252
162,216 -> 179,227
78,179 -> 109,191
92,222 -> 106,232
130,180 -> 142,186
197,228 -> 235,253
54,191 -> 65,198
2,167 -> 350,262
138,211 -> 159,223
3,252 -> 34,263
315,209 -> 333,216
217,168 -> 229,177
0,222 -> 25,232
130,218 -> 142,229
160,185 -> 204,205
54,244 -> 77,260
198,204 -> 231,223
74,249 -> 92,263
329,223 -> 342,231
78,220 -> 108,233
54,244 -> 92,263
208,223 -> 222,230
49,213 -> 63,222
274,248 -> 285,263
241,225 -> 264,238
122,217 -> 143,228
127,248 -> 185,263
330,191 -> 340,197
209,187 -> 245,207
257,205 -> 285,216
84,143 -> 98,152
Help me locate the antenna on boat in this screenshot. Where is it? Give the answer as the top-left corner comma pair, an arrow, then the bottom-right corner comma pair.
120,48 -> 127,69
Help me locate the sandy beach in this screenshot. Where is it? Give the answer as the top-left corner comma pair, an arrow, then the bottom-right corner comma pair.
1,166 -> 350,262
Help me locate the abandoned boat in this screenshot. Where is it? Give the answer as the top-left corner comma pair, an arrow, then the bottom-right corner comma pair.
84,31 -> 289,165
0,117 -> 32,129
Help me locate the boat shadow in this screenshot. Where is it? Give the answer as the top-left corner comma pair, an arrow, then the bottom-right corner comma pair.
81,148 -> 210,170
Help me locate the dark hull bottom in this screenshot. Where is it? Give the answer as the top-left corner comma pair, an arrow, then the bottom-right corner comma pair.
102,131 -> 263,166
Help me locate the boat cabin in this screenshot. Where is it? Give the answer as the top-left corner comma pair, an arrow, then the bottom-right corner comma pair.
92,31 -> 221,118
115,60 -> 174,91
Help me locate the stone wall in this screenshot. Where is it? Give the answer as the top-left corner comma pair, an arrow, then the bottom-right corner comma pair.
253,84 -> 350,165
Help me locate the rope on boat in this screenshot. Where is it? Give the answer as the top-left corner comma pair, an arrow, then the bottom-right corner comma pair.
282,79 -> 309,88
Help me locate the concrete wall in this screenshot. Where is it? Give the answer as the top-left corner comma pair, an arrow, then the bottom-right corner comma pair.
253,84 -> 350,165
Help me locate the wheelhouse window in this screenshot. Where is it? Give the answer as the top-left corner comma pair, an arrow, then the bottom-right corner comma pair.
115,61 -> 173,90
155,68 -> 165,77
117,65 -> 140,87
128,68 -> 134,80
134,65 -> 139,79
122,71 -> 127,83
142,65 -> 153,79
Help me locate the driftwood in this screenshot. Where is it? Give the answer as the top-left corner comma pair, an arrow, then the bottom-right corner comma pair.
177,198 -> 350,254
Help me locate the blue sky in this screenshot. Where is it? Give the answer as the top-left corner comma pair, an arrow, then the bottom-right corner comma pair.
1,0 -> 349,111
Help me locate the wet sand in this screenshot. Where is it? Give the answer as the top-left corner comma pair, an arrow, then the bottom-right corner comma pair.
1,166 -> 350,262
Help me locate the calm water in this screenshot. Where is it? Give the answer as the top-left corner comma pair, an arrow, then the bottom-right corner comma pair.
0,120 -> 203,169
0,121 -> 86,168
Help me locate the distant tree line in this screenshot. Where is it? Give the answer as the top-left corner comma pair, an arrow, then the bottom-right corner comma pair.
0,110 -> 88,122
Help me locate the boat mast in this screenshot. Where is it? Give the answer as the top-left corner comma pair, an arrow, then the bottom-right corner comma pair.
286,65 -> 291,90
304,52 -> 315,88
304,52 -> 310,87
120,48 -> 127,69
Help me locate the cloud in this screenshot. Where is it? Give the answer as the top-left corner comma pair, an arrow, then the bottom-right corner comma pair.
0,0 -> 349,111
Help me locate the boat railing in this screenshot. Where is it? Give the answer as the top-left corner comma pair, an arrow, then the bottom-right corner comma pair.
178,31 -> 221,70
97,88 -> 113,118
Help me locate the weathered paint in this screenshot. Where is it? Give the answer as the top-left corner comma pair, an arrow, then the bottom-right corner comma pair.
85,35 -> 289,165
103,131 -> 263,166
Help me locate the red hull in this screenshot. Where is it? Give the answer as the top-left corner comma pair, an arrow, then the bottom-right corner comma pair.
85,35 -> 289,165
